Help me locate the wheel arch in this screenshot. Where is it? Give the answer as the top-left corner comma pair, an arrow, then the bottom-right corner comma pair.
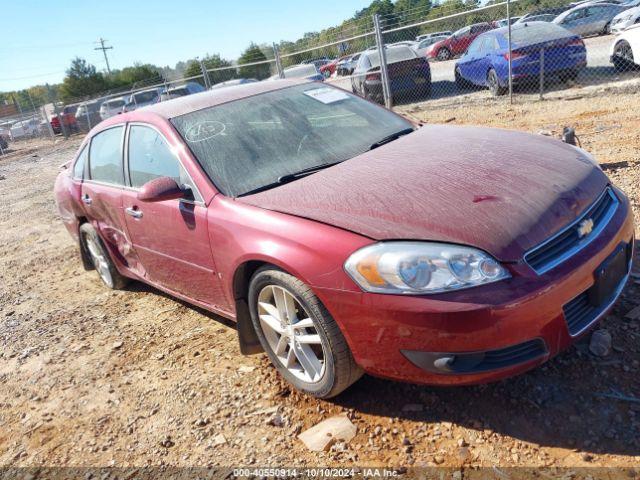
232,257 -> 311,356
77,216 -> 94,271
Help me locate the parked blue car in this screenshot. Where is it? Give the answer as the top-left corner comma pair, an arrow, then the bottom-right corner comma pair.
454,22 -> 587,96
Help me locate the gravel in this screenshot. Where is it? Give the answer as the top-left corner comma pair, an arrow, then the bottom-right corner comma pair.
1,90 -> 640,467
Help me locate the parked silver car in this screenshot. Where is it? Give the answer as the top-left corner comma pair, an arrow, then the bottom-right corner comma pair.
554,2 -> 630,35
99,97 -> 126,120
413,35 -> 450,56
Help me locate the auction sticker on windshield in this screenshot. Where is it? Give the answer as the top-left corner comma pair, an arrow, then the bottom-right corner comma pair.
304,87 -> 350,104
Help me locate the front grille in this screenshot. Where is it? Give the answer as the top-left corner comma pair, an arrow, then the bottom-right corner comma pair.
563,243 -> 631,336
401,338 -> 548,375
525,188 -> 619,274
563,291 -> 600,336
479,339 -> 548,371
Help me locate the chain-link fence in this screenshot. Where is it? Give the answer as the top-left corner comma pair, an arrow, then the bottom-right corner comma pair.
1,0 -> 638,156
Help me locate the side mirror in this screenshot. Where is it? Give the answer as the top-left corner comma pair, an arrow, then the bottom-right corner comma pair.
137,176 -> 184,202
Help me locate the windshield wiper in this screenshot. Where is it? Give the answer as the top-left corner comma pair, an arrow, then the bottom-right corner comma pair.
277,161 -> 343,183
369,127 -> 415,150
238,161 -> 343,197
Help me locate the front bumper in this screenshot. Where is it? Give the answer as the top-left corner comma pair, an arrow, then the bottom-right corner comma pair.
315,186 -> 634,386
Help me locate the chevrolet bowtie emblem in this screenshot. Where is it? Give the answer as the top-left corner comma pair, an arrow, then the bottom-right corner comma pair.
577,218 -> 594,238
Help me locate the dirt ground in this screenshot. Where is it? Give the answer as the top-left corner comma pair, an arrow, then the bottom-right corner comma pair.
1,88 -> 640,470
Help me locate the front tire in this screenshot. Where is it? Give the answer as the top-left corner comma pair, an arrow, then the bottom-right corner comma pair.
612,40 -> 635,72
248,267 -> 363,399
80,223 -> 129,289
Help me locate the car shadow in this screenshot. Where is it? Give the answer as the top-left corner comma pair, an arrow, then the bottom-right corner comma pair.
123,281 -> 237,330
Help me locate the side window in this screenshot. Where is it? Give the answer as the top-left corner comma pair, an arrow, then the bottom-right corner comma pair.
89,126 -> 124,185
128,125 -> 201,201
73,146 -> 88,179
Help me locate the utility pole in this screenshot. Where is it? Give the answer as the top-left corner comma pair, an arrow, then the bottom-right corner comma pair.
95,37 -> 113,75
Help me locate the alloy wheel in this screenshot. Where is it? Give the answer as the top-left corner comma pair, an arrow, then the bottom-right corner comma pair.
257,285 -> 326,383
85,235 -> 114,288
616,42 -> 634,64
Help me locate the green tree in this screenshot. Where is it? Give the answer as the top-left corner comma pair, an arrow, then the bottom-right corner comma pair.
59,57 -> 109,102
237,44 -> 272,80
109,64 -> 163,89
184,54 -> 235,86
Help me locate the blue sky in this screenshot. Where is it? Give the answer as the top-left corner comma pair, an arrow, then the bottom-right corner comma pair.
0,0 -> 370,91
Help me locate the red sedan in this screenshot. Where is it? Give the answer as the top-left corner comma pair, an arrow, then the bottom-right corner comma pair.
54,80 -> 634,398
427,22 -> 494,60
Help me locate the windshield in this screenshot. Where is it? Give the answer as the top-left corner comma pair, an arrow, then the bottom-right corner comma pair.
170,84 -> 412,197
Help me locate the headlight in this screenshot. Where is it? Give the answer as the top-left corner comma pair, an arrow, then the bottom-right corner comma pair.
344,242 -> 510,295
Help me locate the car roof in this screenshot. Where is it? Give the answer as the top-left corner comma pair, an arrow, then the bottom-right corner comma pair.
116,78 -> 310,121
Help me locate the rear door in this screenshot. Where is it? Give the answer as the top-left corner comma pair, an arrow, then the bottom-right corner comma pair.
81,125 -> 131,268
120,123 -> 223,307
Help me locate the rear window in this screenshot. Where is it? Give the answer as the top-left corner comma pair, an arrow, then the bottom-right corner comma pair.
133,91 -> 158,104
105,99 -> 125,109
506,23 -> 574,44
366,47 -> 417,67
168,87 -> 189,97
89,127 -> 124,185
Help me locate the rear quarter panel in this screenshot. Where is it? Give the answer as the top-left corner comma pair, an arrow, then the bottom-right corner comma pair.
54,168 -> 84,241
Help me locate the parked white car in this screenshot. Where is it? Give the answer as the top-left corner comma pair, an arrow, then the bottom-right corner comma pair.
99,97 -> 126,120
610,23 -> 640,68
9,118 -> 40,139
611,5 -> 640,32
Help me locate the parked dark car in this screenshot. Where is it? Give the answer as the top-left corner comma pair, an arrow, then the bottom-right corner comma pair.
54,79 -> 634,398
351,46 -> 431,103
427,22 -> 495,60
455,23 -> 587,96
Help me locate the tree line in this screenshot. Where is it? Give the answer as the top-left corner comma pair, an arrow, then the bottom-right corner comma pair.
1,0 -> 573,111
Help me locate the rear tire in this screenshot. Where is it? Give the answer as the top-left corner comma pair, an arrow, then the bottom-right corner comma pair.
248,267 -> 363,399
79,223 -> 129,289
487,69 -> 506,96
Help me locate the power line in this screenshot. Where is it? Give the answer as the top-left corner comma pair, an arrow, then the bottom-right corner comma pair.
94,38 -> 113,75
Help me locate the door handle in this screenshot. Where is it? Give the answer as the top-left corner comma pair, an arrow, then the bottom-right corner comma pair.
82,194 -> 92,205
125,207 -> 143,219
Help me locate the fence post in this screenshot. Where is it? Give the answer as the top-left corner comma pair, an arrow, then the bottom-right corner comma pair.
507,0 -> 513,104
199,59 -> 211,89
273,43 -> 284,79
85,102 -> 92,130
539,47 -> 545,100
373,14 -> 392,109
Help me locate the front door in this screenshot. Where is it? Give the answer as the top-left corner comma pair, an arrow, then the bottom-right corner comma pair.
120,123 -> 223,307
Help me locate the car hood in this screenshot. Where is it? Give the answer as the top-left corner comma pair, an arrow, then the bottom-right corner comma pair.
238,125 -> 608,262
